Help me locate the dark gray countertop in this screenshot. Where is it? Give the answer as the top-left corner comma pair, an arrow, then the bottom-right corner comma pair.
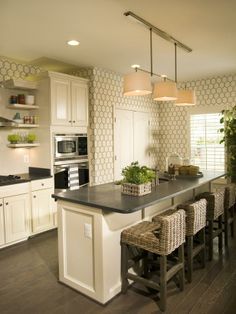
52,171 -> 225,214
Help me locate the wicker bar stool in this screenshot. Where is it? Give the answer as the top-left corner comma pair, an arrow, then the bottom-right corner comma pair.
176,199 -> 207,283
196,190 -> 224,261
121,209 -> 185,312
224,184 -> 235,247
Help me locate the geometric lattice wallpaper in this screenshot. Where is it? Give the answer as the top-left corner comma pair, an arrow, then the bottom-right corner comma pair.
158,74 -> 236,170
0,55 -> 235,183
74,67 -> 159,185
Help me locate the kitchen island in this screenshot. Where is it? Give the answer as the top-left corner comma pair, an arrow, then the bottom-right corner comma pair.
52,171 -> 225,304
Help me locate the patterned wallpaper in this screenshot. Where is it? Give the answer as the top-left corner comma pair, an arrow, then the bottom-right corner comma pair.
74,67 -> 159,185
0,55 -> 235,183
158,74 -> 236,170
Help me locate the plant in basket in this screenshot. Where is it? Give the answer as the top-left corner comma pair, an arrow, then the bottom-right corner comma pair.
121,161 -> 155,196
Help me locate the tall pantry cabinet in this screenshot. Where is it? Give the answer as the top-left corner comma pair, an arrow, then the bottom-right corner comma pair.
30,71 -> 89,170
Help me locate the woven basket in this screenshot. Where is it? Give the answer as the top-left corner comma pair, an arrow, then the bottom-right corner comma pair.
121,182 -> 152,196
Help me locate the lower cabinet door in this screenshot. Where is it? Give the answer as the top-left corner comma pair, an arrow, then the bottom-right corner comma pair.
31,188 -> 54,233
0,199 -> 5,246
4,194 -> 30,243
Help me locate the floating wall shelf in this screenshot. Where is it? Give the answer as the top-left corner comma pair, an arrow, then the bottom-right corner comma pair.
7,143 -> 40,148
7,104 -> 39,110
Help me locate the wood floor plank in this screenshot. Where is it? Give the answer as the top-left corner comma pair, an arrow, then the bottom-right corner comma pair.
0,229 -> 236,314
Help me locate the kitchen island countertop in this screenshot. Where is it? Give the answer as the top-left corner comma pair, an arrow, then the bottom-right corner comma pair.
52,171 -> 225,214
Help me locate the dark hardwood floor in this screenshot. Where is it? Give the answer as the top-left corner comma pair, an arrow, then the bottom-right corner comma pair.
0,229 -> 236,314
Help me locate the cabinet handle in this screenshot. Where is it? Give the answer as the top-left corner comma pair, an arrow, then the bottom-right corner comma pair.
5,202 -> 8,206
33,195 -> 36,198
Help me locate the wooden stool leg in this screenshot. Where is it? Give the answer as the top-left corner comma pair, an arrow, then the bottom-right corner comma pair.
230,206 -> 234,237
224,208 -> 229,247
160,255 -> 167,312
178,244 -> 185,290
186,236 -> 193,283
199,228 -> 206,268
121,243 -> 129,293
218,215 -> 223,254
208,220 -> 214,261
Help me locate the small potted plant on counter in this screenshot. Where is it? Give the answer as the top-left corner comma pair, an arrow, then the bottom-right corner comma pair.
7,133 -> 21,144
26,133 -> 36,143
121,161 -> 155,196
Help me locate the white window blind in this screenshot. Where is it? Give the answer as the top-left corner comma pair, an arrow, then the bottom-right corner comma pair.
190,113 -> 225,171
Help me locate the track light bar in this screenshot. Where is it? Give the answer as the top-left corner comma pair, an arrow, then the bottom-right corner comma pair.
124,11 -> 192,53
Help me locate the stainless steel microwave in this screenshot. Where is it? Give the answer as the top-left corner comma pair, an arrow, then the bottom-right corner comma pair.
54,134 -> 88,160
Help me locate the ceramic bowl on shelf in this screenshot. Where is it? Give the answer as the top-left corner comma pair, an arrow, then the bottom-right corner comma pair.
13,119 -> 24,124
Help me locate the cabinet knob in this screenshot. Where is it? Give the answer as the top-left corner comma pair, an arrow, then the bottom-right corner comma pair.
0,203 -> 2,207
69,120 -> 72,123
73,120 -> 75,123
5,202 -> 8,205
41,183 -> 44,186
33,195 -> 36,198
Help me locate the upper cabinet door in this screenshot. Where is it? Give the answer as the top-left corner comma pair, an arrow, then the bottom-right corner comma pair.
71,80 -> 88,127
114,109 -> 134,181
133,111 -> 150,167
51,77 -> 71,126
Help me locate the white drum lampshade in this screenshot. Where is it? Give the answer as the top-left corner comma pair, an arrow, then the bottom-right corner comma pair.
175,89 -> 196,106
153,81 -> 177,101
123,71 -> 152,96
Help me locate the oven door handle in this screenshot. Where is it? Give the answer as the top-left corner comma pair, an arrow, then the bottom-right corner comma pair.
55,167 -> 67,174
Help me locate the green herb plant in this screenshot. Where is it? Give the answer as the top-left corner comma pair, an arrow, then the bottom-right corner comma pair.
121,161 -> 155,185
7,133 -> 21,144
219,105 -> 236,181
26,133 -> 36,143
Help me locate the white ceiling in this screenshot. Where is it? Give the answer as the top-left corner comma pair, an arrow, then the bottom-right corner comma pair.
0,0 -> 236,81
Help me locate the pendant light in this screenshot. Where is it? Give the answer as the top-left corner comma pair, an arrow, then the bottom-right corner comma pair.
123,70 -> 152,96
123,11 -> 192,99
176,89 -> 196,106
174,43 -> 196,106
153,76 -> 177,101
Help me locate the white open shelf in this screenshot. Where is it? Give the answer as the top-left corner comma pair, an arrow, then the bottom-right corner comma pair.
15,124 -> 39,128
7,104 -> 39,110
7,143 -> 40,148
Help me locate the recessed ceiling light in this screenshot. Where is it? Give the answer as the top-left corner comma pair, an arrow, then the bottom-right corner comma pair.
67,40 -> 80,46
131,64 -> 140,69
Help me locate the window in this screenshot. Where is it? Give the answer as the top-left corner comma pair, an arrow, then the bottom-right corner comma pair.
190,113 -> 224,171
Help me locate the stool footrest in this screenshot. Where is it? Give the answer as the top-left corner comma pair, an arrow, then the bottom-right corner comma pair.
166,262 -> 184,282
127,273 -> 160,291
192,243 -> 205,258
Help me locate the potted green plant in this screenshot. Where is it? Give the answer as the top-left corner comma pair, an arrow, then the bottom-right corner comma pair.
219,105 -> 236,182
7,133 -> 21,144
26,133 -> 36,143
121,161 -> 155,196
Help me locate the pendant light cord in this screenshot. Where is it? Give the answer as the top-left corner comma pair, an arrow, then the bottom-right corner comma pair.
150,28 -> 153,76
175,42 -> 177,83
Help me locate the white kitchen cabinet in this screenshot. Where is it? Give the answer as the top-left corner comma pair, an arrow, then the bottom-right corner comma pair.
50,72 -> 88,127
114,109 -> 150,180
31,178 -> 55,234
0,199 -> 5,246
4,193 -> 30,244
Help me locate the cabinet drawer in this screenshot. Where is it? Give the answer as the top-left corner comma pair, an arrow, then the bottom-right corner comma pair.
31,178 -> 53,191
